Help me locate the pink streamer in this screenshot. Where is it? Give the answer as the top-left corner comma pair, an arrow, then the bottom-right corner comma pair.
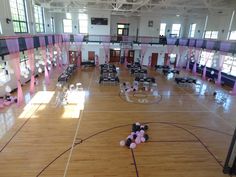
25,37 -> 35,94
177,46 -> 185,68
216,55 -> 225,86
95,55 -> 99,66
102,36 -> 110,63
6,39 -> 23,106
230,81 -> 236,95
202,51 -> 211,80
39,37 -> 50,84
192,49 -> 201,76
124,48 -> 129,66
74,34 -> 84,67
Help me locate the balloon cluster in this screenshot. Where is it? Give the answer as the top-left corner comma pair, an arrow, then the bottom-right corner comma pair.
122,82 -> 138,93
120,122 -> 149,149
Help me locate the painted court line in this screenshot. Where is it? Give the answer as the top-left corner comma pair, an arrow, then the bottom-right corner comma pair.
63,68 -> 95,177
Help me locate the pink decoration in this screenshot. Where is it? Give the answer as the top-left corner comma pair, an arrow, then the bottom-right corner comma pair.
74,34 -> 84,67
102,36 -> 110,63
124,48 -> 129,66
25,37 -> 35,94
230,81 -> 236,95
192,49 -> 201,76
141,137 -> 146,143
6,39 -> 24,106
39,37 -> 50,84
176,46 -> 185,68
130,143 -> 136,149
148,56 -> 151,67
135,137 -> 141,144
216,55 -> 225,86
95,55 -> 99,66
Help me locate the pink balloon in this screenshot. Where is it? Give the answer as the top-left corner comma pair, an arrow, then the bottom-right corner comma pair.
141,137 -> 146,143
130,143 -> 136,149
135,137 -> 141,144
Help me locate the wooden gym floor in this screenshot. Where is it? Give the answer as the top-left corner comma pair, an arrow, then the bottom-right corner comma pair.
0,65 -> 235,177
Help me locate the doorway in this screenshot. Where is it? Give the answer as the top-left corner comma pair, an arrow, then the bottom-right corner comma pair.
117,23 -> 129,42
110,49 -> 120,63
151,53 -> 158,67
69,51 -> 79,65
88,51 -> 95,61
127,50 -> 134,63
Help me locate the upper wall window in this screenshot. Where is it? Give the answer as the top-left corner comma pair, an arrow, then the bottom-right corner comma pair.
79,14 -> 88,34
188,23 -> 196,38
171,24 -> 181,37
10,0 -> 28,33
51,17 -> 55,33
0,22 -> 2,34
34,5 -> 45,33
204,31 -> 218,39
229,31 -> 236,40
159,23 -> 166,36
63,19 -> 72,33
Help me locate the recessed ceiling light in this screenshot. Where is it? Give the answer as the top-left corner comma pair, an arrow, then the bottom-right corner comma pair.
176,14 -> 180,17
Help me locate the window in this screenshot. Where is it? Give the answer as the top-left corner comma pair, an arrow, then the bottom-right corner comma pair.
199,51 -> 214,67
51,17 -> 55,33
63,19 -> 72,33
34,5 -> 45,33
171,24 -> 181,37
189,24 -> 196,38
222,55 -> 236,76
0,22 -> 2,34
10,0 -> 28,33
66,13 -> 72,20
0,61 -> 10,84
229,31 -> 236,40
160,23 -> 166,36
204,31 -> 218,39
79,13 -> 88,34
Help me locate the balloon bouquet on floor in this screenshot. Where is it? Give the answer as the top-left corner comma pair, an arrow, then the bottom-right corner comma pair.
120,122 -> 149,149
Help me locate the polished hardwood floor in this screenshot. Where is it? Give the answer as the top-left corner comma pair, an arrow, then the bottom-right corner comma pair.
0,65 -> 235,177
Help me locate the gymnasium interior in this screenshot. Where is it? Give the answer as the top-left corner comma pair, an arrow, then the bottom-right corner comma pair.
0,0 -> 236,176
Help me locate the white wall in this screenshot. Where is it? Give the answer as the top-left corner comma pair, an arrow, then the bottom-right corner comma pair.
183,16 -> 205,38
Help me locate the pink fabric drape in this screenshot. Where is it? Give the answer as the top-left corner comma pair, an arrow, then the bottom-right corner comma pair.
55,35 -> 63,69
202,51 -> 211,80
166,45 -> 174,66
216,54 -> 225,86
148,56 -> 151,67
186,47 -> 193,71
47,36 -> 54,63
177,46 -> 185,68
124,48 -> 129,66
192,49 -> 201,76
6,39 -> 23,106
102,36 -> 110,63
74,34 -> 84,67
39,36 -> 50,85
62,34 -> 70,65
230,82 -> 236,95
25,37 -> 35,94
95,55 -> 99,66
140,44 -> 148,65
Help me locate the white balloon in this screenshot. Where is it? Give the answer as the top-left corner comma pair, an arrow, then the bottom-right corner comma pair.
38,68 -> 43,73
36,63 -> 40,67
48,67 -> 51,71
24,74 -> 28,79
5,85 -> 11,93
211,71 -> 214,75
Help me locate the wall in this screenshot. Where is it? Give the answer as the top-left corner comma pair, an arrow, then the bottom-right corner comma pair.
183,16 -> 205,38
110,15 -> 139,36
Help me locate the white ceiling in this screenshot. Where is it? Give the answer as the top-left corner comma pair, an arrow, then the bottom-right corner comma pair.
35,0 -> 236,17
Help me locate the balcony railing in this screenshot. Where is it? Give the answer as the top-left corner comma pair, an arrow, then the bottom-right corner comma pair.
0,34 -> 236,56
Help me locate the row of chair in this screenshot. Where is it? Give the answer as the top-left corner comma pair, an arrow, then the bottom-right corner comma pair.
58,64 -> 77,82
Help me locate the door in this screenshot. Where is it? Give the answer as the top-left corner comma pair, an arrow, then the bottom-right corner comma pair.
151,53 -> 158,67
88,51 -> 95,61
110,49 -> 120,63
127,50 -> 134,63
69,51 -> 78,65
